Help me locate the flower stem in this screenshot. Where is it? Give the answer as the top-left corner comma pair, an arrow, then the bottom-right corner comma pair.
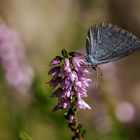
69,111 -> 84,140
68,96 -> 85,140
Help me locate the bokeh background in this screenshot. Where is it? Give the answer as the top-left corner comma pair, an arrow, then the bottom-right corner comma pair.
0,0 -> 140,140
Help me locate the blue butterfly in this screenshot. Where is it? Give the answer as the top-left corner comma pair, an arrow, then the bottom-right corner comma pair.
86,23 -> 140,69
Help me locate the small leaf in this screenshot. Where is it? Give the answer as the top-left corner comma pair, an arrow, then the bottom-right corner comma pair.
19,131 -> 32,140
77,124 -> 86,136
64,112 -> 69,119
61,49 -> 68,57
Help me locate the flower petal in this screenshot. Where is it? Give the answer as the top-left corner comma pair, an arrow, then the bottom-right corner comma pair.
69,52 -> 83,57
49,76 -> 61,88
70,71 -> 78,82
68,114 -> 74,123
51,87 -> 63,98
76,99 -> 91,110
49,56 -> 62,66
48,66 -> 61,76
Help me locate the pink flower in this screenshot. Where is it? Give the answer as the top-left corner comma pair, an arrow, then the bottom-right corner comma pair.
49,56 -> 62,66
72,57 -> 85,68
76,99 -> 91,110
48,66 -> 61,77
0,23 -> 34,93
48,50 -> 91,122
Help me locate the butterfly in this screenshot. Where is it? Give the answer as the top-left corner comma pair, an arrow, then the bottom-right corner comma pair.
86,23 -> 140,70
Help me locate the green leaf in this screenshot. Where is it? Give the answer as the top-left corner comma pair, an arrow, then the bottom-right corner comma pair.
64,112 -> 69,119
19,131 -> 32,140
77,124 -> 86,136
61,49 -> 68,57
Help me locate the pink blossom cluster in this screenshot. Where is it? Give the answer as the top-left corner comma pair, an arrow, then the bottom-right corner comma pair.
48,51 -> 91,117
0,23 -> 34,93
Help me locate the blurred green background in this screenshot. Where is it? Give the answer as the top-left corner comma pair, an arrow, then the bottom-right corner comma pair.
0,0 -> 140,140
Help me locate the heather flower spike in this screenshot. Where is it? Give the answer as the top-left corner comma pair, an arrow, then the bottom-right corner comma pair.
48,49 -> 92,140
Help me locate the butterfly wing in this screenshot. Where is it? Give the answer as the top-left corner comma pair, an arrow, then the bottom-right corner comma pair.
86,23 -> 140,66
